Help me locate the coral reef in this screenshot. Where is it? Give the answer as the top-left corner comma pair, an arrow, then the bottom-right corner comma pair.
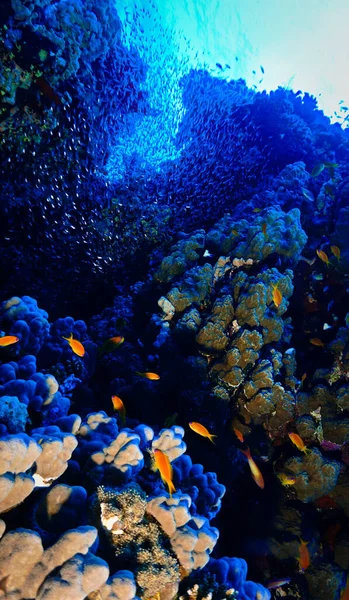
1,3 -> 349,599
0,290 -> 249,599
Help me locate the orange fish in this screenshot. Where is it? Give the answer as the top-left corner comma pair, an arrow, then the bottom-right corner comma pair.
153,449 -> 175,496
316,249 -> 330,266
340,574 -> 349,600
0,335 -> 19,347
298,538 -> 310,571
297,372 -> 307,391
108,335 -> 125,346
241,447 -> 265,489
330,245 -> 341,262
262,222 -> 267,236
309,337 -> 325,348
98,335 -> 124,356
233,427 -> 244,443
62,333 -> 85,357
135,371 -> 160,380
108,335 -> 124,347
288,432 -> 308,453
272,284 -> 282,308
277,472 -> 296,486
111,395 -> 126,424
189,422 -> 217,443
231,229 -> 239,237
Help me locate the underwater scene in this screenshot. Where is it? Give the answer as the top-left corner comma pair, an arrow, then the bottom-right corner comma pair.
1,0 -> 349,598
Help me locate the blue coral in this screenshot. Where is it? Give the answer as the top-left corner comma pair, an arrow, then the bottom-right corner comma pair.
202,556 -> 271,600
0,395 -> 28,434
37,315 -> 96,378
0,354 -> 70,426
0,296 -> 49,355
172,454 -> 225,521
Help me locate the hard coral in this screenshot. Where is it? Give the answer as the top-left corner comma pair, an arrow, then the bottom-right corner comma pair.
154,231 -> 206,284
184,556 -> 271,600
96,483 -> 180,599
0,432 -> 41,513
206,206 -> 307,263
0,295 -> 49,354
0,525 -> 108,599
284,448 -> 341,503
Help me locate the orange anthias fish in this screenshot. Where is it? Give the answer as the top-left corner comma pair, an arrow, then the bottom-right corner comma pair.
340,574 -> 349,600
272,284 -> 282,308
330,245 -> 341,262
189,422 -> 217,443
109,335 -> 124,345
241,447 -> 265,489
233,427 -> 244,443
277,472 -> 296,486
288,432 -> 309,453
298,372 -> 307,390
316,249 -> 330,266
111,395 -> 126,424
298,538 -> 310,571
62,333 -> 85,357
98,335 -> 125,356
262,222 -> 267,236
135,371 -> 160,380
153,449 -> 175,496
0,335 -> 19,347
309,337 -> 325,348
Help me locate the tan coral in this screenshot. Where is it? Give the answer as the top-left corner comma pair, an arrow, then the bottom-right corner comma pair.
78,412 -> 112,437
0,434 -> 42,513
170,516 -> 219,571
0,435 -> 41,475
34,434 -> 77,483
0,526 -> 108,600
0,472 -> 35,513
97,570 -> 138,599
91,431 -> 143,473
146,494 -> 192,537
152,427 -> 187,462
284,448 -> 340,503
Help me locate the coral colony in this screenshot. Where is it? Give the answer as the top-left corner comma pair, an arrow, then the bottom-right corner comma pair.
1,0 -> 349,599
